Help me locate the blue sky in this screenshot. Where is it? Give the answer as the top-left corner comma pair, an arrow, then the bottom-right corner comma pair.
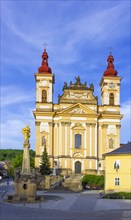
1,0 -> 131,150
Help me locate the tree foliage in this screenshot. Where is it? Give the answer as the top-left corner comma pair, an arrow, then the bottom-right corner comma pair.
40,146 -> 52,175
0,149 -> 35,177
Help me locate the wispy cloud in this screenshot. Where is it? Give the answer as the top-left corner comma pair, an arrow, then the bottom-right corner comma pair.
121,100 -> 131,143
1,86 -> 35,107
1,108 -> 35,149
1,1 -> 130,149
1,1 -> 130,65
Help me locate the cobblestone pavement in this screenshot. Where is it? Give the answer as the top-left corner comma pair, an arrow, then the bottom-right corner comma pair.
0,203 -> 131,220
0,181 -> 131,220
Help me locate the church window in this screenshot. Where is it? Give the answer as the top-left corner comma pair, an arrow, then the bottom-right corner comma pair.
42,90 -> 47,102
109,93 -> 114,105
75,134 -> 81,149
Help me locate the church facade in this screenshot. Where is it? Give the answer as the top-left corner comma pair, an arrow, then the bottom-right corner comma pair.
33,49 -> 123,175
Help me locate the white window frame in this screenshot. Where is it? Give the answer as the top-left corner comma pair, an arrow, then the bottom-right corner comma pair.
75,134 -> 82,149
115,178 -> 120,186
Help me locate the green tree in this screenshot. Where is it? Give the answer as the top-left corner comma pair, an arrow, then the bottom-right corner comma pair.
0,149 -> 35,177
40,146 -> 52,175
12,154 -> 23,170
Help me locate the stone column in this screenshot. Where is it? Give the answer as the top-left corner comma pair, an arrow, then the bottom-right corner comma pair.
35,121 -> 40,167
48,122 -> 53,167
61,122 -> 65,156
67,122 -> 71,156
21,126 -> 31,174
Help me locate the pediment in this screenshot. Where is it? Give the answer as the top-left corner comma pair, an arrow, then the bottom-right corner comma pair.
59,103 -> 97,115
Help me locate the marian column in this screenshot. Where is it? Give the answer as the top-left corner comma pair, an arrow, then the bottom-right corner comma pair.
21,125 -> 31,174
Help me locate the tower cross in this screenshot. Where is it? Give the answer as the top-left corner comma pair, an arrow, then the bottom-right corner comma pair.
43,43 -> 47,50
109,46 -> 113,55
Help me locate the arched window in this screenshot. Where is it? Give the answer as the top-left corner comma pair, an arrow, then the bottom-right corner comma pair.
42,90 -> 47,102
75,134 -> 81,149
109,93 -> 114,105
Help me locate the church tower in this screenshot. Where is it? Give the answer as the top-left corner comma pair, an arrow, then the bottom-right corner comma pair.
33,49 -> 55,168
100,53 -> 121,106
98,53 -> 123,172
36,48 -> 54,104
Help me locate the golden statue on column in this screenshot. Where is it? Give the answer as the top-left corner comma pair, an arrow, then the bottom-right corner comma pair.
21,125 -> 31,174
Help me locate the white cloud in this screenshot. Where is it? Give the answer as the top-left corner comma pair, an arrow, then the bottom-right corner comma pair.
1,1 -> 130,66
1,109 -> 35,150
121,100 -> 131,143
0,1 -> 130,151
1,86 -> 35,149
1,86 -> 35,107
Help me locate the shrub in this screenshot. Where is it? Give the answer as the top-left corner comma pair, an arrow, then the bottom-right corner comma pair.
103,192 -> 131,199
82,174 -> 104,189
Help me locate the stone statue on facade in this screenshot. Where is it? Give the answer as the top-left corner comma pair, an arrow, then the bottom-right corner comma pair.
109,138 -> 114,148
42,136 -> 46,147
63,82 -> 68,91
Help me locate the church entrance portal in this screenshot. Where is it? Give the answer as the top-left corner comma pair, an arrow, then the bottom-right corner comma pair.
75,161 -> 81,174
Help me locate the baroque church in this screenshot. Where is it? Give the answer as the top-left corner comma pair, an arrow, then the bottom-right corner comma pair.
33,49 -> 123,175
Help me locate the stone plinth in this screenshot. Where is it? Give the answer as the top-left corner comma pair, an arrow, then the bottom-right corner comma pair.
15,181 -> 37,197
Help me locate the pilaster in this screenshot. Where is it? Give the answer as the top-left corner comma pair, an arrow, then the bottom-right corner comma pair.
101,124 -> 108,154
116,124 -> 121,148
48,122 -> 53,156
86,123 -> 90,157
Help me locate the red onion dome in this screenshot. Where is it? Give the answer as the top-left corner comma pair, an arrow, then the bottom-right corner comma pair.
38,49 -> 52,73
104,54 -> 118,77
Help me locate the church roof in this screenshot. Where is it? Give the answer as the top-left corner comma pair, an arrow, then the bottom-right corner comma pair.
103,53 -> 118,77
38,49 -> 52,74
104,142 -> 131,156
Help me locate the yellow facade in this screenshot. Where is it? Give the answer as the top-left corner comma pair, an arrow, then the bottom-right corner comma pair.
105,154 -> 131,192
33,50 -> 123,175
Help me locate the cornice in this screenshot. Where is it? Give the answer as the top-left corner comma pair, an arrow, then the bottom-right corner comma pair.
86,123 -> 96,126
98,114 -> 123,119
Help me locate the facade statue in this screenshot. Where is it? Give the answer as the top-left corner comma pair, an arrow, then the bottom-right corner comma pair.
42,136 -> 46,147
109,138 -> 114,148
75,76 -> 81,85
58,94 -> 61,102
22,125 -> 30,142
63,82 -> 68,90
90,83 -> 94,91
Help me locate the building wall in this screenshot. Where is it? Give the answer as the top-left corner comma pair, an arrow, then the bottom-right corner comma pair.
33,73 -> 122,174
105,155 -> 131,192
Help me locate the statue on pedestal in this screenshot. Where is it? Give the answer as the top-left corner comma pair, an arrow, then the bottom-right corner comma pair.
21,125 -> 31,174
